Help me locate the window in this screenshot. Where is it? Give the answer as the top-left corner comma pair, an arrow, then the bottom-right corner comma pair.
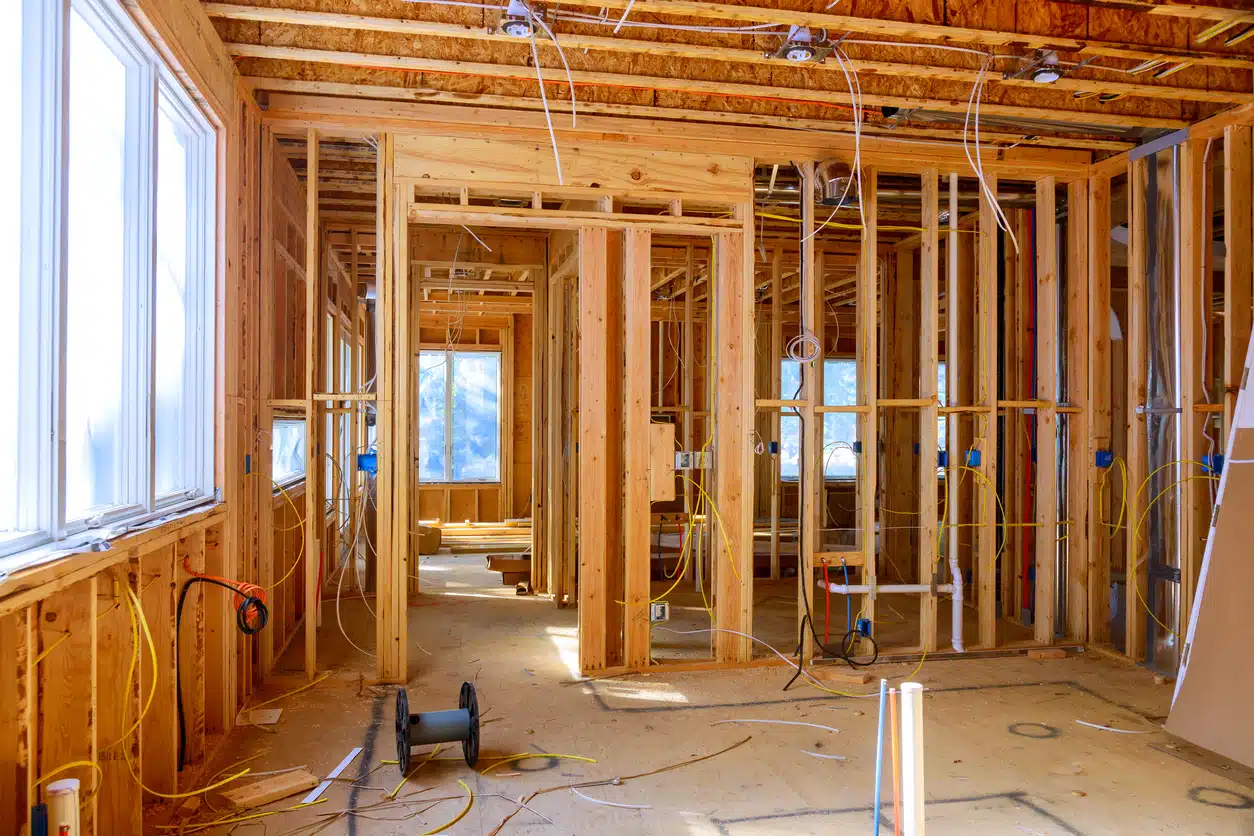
418,350 -> 502,482
780,358 -> 859,481
1,0 -> 216,560
777,360 -> 948,480
272,420 -> 307,485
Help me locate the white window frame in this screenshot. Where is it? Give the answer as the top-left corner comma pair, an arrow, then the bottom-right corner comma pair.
418,348 -> 504,484
1,0 -> 217,563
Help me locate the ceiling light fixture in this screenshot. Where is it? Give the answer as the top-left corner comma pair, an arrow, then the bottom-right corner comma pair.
500,0 -> 536,37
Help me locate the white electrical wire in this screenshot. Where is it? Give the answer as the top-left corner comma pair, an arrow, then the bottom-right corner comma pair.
711,719 -> 841,734
528,26 -> 565,185
569,787 -> 651,809
1074,719 -> 1153,734
962,57 -> 1019,254
801,46 -> 863,245
460,225 -> 493,252
802,749 -> 847,760
611,0 -> 636,33
529,8 -> 579,127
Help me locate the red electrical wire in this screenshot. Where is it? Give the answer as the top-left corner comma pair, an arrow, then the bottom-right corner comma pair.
182,557 -> 268,630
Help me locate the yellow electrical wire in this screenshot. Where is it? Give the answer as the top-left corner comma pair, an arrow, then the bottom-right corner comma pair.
389,743 -> 442,798
246,470 -> 306,533
1128,473 -> 1220,640
479,753 -> 598,776
33,759 -> 103,809
157,799 -> 328,833
425,779 -> 474,835
681,474 -> 744,586
249,672 -> 331,711
118,587 -> 252,798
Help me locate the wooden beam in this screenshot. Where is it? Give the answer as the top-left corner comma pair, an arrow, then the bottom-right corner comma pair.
1179,139 -> 1208,645
798,162 -> 818,665
859,167 -> 879,647
228,44 -> 1187,132
769,248 -> 782,582
624,228 -> 652,670
302,129 -> 320,679
713,217 -> 754,663
1224,126 -> 1252,446
1125,156 -> 1149,662
1065,178 -> 1090,642
976,175 -> 999,649
918,169 -> 940,652
1087,176 -> 1113,645
247,77 -> 1135,154
1034,177 -> 1059,645
375,133 -> 407,682
205,4 -> 1253,105
579,227 -> 611,672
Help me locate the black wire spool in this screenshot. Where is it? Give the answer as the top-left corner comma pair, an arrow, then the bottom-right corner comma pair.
396,682 -> 480,773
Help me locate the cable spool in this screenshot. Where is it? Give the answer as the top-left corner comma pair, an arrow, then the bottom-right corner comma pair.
395,682 -> 480,773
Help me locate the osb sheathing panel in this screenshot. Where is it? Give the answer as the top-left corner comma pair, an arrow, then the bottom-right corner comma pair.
215,1 -> 1250,129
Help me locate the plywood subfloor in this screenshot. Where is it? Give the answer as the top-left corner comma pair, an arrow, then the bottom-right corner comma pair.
188,552 -> 1254,834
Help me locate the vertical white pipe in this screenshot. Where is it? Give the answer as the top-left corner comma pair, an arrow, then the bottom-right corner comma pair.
901,682 -> 926,836
47,778 -> 81,835
947,172 -> 964,652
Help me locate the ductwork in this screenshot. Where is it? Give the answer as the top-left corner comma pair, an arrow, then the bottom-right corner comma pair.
815,160 -> 859,208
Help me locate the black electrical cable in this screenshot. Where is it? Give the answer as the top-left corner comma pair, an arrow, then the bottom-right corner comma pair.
784,161 -> 878,690
176,577 -> 268,771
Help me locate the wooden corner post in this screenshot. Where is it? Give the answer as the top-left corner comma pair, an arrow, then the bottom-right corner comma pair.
375,133 -> 408,683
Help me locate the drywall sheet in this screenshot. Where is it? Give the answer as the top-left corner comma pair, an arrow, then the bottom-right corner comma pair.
1166,425 -> 1254,767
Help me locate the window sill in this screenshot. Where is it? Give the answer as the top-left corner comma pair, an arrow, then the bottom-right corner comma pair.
0,497 -> 224,590
418,481 -> 503,488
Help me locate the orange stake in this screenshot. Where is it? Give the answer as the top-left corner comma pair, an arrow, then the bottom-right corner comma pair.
889,687 -> 902,836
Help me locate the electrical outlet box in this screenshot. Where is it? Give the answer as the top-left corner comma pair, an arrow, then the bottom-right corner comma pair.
675,451 -> 711,470
650,602 -> 670,623
1095,449 -> 1114,469
965,448 -> 982,467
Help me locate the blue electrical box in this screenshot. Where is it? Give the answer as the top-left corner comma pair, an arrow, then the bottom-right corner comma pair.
357,452 -> 378,474
938,450 -> 949,468
1095,449 -> 1114,469
852,441 -> 863,454
856,617 -> 872,638
768,440 -> 780,455
965,448 -> 982,467
1203,454 -> 1225,475
913,442 -> 920,454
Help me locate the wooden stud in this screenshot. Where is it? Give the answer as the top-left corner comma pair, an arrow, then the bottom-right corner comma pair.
579,227 -> 611,672
624,228 -> 652,669
918,169 -> 940,651
859,167 -> 879,646
1224,126 -> 1252,447
1126,156 -> 1149,662
798,162 -> 818,664
1087,177 -> 1113,645
713,214 -> 754,663
1066,178 -> 1090,642
303,129 -> 320,679
769,247 -> 783,581
1034,177 -> 1058,645
976,175 -> 999,648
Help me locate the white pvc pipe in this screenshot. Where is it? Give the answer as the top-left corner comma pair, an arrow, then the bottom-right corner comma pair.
48,778 -> 81,836
901,682 -> 926,836
818,581 -> 954,595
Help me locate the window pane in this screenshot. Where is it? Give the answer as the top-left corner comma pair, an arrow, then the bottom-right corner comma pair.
65,10 -> 129,520
451,352 -> 500,481
823,358 -> 857,406
780,414 -> 799,481
272,420 -> 306,483
937,362 -> 948,453
417,351 -> 447,481
823,413 -> 857,478
154,106 -> 189,497
0,0 -> 24,538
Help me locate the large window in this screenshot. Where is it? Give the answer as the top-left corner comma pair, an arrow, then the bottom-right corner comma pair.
779,359 -> 947,480
418,350 -> 502,483
1,0 -> 216,559
272,420 -> 307,485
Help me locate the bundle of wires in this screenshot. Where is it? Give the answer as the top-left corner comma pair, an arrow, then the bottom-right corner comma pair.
177,558 -> 269,770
